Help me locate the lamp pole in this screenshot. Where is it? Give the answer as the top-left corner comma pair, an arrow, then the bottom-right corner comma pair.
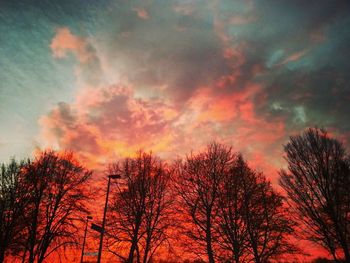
97,174 -> 121,263
80,215 -> 92,263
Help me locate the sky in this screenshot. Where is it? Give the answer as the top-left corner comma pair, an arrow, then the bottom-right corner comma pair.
1,0 -> 350,183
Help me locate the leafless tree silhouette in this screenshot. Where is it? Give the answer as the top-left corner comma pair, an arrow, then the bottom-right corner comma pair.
176,142 -> 235,263
280,128 -> 350,262
217,155 -> 296,263
107,151 -> 172,263
21,151 -> 91,263
0,159 -> 30,263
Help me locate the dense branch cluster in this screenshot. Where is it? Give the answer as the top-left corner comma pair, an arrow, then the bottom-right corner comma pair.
175,144 -> 296,263
0,151 -> 91,263
106,152 -> 172,263
280,128 -> 350,262
0,127 -> 349,262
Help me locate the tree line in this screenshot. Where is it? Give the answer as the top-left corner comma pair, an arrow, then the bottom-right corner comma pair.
0,128 -> 349,262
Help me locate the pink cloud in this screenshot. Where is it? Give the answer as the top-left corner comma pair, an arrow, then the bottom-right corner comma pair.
182,81 -> 287,180
133,8 -> 149,19
279,49 -> 309,65
42,24 -> 288,181
39,76 -> 287,181
39,85 -> 180,168
50,27 -> 94,63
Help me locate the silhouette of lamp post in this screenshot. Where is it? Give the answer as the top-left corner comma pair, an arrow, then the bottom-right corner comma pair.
97,174 -> 121,263
80,215 -> 93,263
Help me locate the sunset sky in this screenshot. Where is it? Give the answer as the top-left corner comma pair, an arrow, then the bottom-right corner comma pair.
1,0 -> 350,183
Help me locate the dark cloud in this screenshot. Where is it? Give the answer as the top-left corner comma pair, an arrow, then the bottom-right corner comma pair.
94,1 -> 233,104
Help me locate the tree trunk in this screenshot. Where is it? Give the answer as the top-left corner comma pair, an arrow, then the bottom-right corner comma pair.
341,243 -> 350,262
28,236 -> 35,263
206,215 -> 215,263
234,252 -> 240,263
206,234 -> 215,263
136,244 -> 141,263
233,240 -> 240,263
0,248 -> 5,263
28,198 -> 41,263
143,238 -> 151,263
0,232 -> 9,263
336,225 -> 350,262
331,211 -> 350,262
127,219 -> 142,263
251,241 -> 260,263
21,248 -> 27,263
38,248 -> 47,263
28,220 -> 38,263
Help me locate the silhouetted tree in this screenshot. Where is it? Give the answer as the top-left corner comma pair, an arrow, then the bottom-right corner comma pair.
280,128 -> 350,261
21,151 -> 91,263
141,165 -> 172,263
215,155 -> 249,263
176,142 -> 235,263
217,155 -> 296,263
242,168 -> 296,262
0,159 -> 30,262
107,151 -> 172,263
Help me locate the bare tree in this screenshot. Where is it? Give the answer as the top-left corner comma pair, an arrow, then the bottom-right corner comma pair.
243,170 -> 296,263
0,159 -> 30,262
141,165 -> 172,263
21,150 -> 91,263
215,155 -> 249,263
107,151 -> 172,263
217,155 -> 296,263
176,142 -> 235,263
280,128 -> 350,261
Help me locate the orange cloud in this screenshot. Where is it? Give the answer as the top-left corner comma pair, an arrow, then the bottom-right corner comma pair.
50,27 -> 94,63
39,70 -> 287,183
187,83 -> 260,123
39,85 -> 180,169
42,21 -> 289,180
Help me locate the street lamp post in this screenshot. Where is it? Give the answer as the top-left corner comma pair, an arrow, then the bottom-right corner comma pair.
80,215 -> 93,263
97,174 -> 121,263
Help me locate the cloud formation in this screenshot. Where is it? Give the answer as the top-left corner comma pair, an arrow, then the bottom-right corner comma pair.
40,25 -> 287,179
50,27 -> 93,63
1,0 -> 348,181
36,1 -> 350,179
1,2 -> 349,260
